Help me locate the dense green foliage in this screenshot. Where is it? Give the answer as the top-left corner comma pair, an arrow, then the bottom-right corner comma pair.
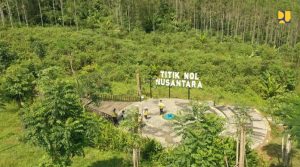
0,27 -> 298,107
1,0 -> 300,46
158,104 -> 259,167
0,107 -> 134,167
77,64 -> 111,103
0,61 -> 37,106
21,80 -> 101,166
1,1 -> 300,164
0,42 -> 17,72
286,96 -> 300,145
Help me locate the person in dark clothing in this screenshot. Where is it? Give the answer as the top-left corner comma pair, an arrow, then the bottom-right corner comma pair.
112,108 -> 118,125
120,110 -> 125,120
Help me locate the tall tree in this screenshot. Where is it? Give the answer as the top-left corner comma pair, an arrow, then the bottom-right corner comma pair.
120,107 -> 143,167
5,0 -> 13,27
22,80 -> 100,166
21,0 -> 28,27
37,0 -> 43,26
14,0 -> 21,25
0,2 -> 5,26
0,63 -> 36,106
0,42 -> 17,72
59,0 -> 64,26
73,0 -> 78,30
52,0 -> 57,24
77,64 -> 111,105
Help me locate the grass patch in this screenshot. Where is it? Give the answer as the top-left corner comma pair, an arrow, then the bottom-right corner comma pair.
0,105 -> 132,167
0,107 -> 44,167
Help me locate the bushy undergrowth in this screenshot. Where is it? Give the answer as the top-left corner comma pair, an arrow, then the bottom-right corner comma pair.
1,27 -> 298,108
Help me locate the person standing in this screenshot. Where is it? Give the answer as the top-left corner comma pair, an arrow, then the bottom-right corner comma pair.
144,107 -> 149,119
112,108 -> 118,125
119,110 -> 125,120
158,100 -> 165,115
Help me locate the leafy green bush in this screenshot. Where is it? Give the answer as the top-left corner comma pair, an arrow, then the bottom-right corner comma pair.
0,62 -> 37,106
157,104 -> 261,167
0,42 -> 18,72
96,121 -> 132,152
21,80 -> 101,166
141,138 -> 163,161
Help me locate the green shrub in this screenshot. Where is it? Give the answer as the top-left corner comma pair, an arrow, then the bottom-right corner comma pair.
141,138 -> 163,161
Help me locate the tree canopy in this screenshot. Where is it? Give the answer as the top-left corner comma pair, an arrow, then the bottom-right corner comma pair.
22,80 -> 100,166
1,0 -> 300,46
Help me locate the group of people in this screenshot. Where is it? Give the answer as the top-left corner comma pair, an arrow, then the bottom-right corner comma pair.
111,100 -> 166,125
143,99 -> 166,119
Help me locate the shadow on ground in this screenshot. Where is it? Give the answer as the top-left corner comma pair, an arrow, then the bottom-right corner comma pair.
262,143 -> 298,167
88,156 -> 128,167
262,143 -> 282,166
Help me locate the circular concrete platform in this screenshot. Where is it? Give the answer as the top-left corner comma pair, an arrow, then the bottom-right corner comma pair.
122,98 -> 270,149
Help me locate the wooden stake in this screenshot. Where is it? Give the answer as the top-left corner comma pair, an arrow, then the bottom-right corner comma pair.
235,128 -> 240,167
136,70 -> 141,97
238,126 -> 245,167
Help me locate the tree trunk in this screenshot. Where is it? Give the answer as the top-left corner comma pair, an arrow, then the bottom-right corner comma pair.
238,126 -> 245,167
274,25 -> 279,46
37,0 -> 43,26
227,14 -> 231,36
179,0 -> 182,22
119,0 -> 122,27
14,0 -> 21,25
132,148 -> 139,167
5,0 -> 13,28
251,17 -> 256,44
282,136 -> 284,164
282,134 -> 292,167
242,18 -> 246,42
175,0 -> 178,21
127,3 -> 130,31
73,0 -> 78,30
52,0 -> 57,24
269,20 -> 274,45
209,9 -> 212,34
235,129 -> 240,166
21,0 -> 28,27
132,149 -> 136,167
286,134 -> 291,167
224,156 -> 229,167
265,20 -> 270,44
287,25 -> 292,46
0,4 -> 5,26
115,5 -> 119,25
59,0 -> 64,26
193,3 -> 196,29
234,15 -> 239,37
221,12 -> 224,41
69,54 -> 75,75
136,70 -> 142,97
